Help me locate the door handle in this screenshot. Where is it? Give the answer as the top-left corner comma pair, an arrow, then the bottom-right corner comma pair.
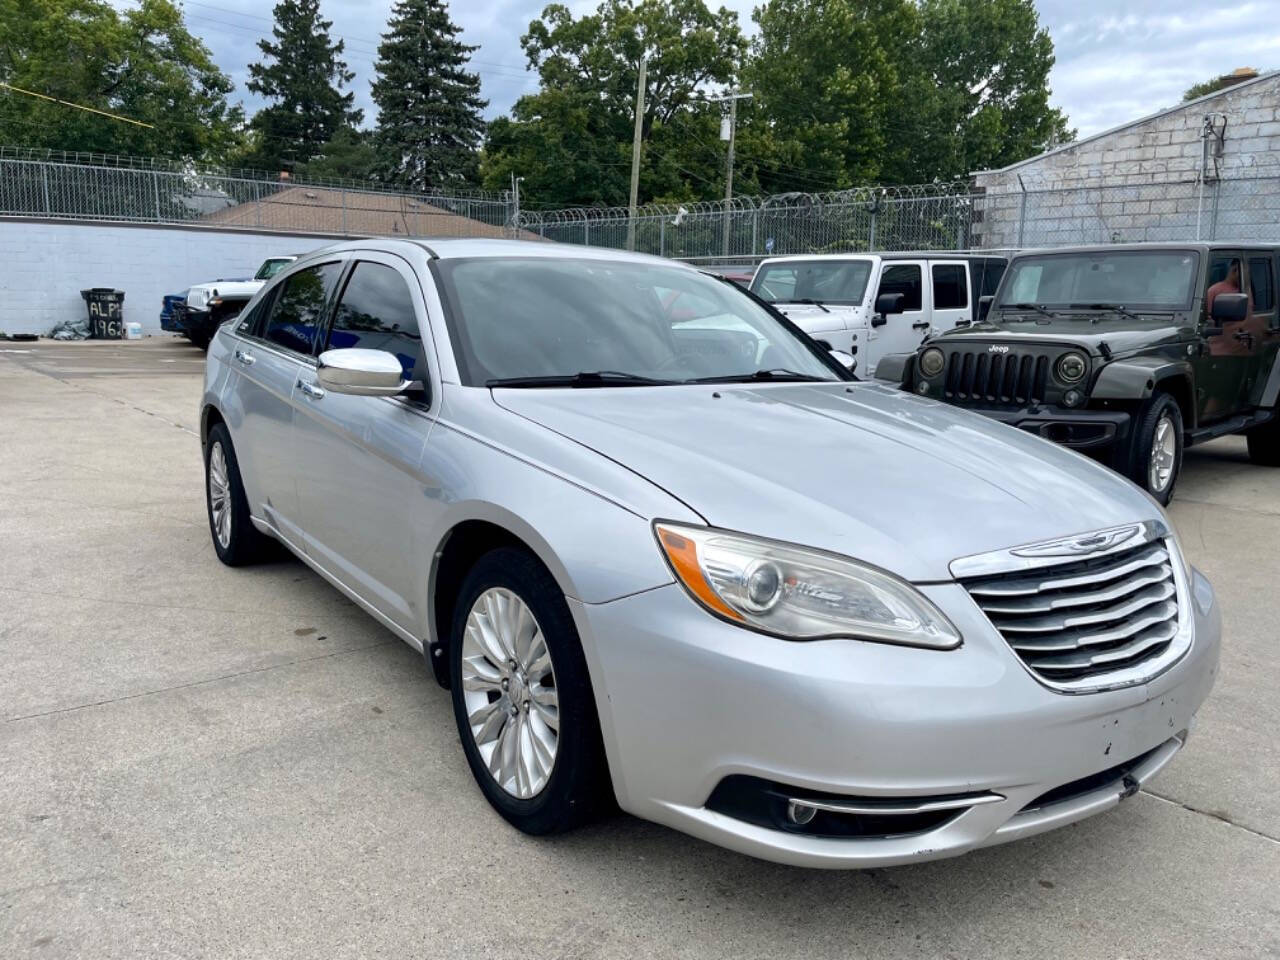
234,349 -> 255,366
912,322 -> 930,330
297,379 -> 326,400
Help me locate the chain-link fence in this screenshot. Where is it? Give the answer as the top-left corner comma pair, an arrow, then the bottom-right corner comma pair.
0,149 -> 515,238
4,149 -> 1280,257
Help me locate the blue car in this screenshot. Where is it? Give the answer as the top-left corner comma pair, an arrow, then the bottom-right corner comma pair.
160,293 -> 188,333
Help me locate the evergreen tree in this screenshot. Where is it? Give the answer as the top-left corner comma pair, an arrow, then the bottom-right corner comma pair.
246,0 -> 362,170
372,0 -> 487,190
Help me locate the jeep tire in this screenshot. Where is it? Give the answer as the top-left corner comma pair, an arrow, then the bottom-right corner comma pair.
1128,392 -> 1183,505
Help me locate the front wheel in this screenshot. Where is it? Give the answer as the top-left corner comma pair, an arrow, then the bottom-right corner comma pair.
1128,393 -> 1183,505
448,547 -> 610,835
205,423 -> 273,565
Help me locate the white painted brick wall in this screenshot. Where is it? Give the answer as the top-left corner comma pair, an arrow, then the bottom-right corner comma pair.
0,221 -> 340,336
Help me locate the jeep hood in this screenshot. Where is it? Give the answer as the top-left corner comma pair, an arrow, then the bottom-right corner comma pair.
189,278 -> 264,299
493,381 -> 1160,582
943,319 -> 1192,357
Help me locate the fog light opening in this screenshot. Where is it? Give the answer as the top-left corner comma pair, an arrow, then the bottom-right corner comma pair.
787,800 -> 817,825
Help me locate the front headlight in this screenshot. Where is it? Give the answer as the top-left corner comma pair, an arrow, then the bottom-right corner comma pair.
1056,351 -> 1087,383
654,522 -> 961,648
919,346 -> 945,378
187,288 -> 207,308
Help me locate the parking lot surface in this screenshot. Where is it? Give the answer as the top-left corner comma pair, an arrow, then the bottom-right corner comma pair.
2,337 -> 1278,959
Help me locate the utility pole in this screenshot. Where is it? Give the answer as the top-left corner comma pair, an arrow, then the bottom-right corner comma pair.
510,172 -> 524,234
708,89 -> 752,257
627,55 -> 648,251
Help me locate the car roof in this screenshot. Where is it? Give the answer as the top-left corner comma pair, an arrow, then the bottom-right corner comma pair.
1011,242 -> 1280,258
757,251 -> 1005,265
292,237 -> 698,269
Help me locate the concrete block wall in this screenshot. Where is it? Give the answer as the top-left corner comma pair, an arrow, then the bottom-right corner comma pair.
972,74 -> 1280,248
0,220 -> 341,336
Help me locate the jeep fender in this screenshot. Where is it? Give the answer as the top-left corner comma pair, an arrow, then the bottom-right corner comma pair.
873,351 -> 915,386
1092,357 -> 1196,427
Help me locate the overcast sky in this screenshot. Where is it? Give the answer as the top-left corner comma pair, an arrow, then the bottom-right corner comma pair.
123,0 -> 1280,155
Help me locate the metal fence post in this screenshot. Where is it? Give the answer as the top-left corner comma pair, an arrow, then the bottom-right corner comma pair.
341,188 -> 348,234
659,218 -> 666,257
751,208 -> 758,255
868,210 -> 877,250
254,181 -> 262,228
1017,176 -> 1028,249
41,162 -> 51,215
153,171 -> 162,221
1209,179 -> 1221,241
584,218 -> 589,246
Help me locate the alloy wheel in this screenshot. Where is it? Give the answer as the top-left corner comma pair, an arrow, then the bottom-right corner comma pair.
1149,413 -> 1177,493
460,588 -> 559,799
208,442 -> 232,549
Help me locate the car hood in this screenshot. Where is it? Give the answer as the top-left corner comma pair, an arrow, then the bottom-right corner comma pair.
189,279 -> 263,298
774,303 -> 865,326
948,318 -> 1194,357
493,381 -> 1160,582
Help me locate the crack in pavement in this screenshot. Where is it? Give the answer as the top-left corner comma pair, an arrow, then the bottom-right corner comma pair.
1141,788 -> 1280,846
5,639 -> 399,724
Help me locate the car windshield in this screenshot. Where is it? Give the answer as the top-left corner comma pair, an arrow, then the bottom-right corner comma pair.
434,257 -> 846,386
996,251 -> 1199,314
750,259 -> 873,305
255,258 -> 294,281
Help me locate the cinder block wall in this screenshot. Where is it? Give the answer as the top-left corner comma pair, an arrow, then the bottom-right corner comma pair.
972,74 -> 1280,248
0,220 -> 341,336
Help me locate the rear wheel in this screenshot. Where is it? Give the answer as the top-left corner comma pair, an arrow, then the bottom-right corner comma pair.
205,423 -> 273,565
449,547 -> 610,835
1246,411 -> 1280,465
1128,392 -> 1183,505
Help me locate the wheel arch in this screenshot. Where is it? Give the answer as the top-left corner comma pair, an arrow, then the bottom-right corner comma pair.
1092,357 -> 1197,430
200,403 -> 226,451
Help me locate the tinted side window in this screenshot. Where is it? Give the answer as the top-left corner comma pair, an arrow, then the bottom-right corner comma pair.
981,260 -> 1006,298
879,264 -> 922,311
931,264 -> 968,309
263,263 -> 341,355
237,286 -> 278,338
328,262 -> 423,379
1249,257 -> 1274,312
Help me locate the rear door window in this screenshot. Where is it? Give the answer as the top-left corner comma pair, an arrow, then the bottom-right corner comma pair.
931,264 -> 968,309
1249,256 -> 1274,312
327,261 -> 424,380
262,262 -> 342,356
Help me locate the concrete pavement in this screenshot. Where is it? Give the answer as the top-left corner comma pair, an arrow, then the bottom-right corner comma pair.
2,338 -> 1277,959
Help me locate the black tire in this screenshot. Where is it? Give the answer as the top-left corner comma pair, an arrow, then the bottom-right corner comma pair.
204,423 -> 273,566
1246,413 -> 1280,465
448,547 -> 610,835
187,329 -> 211,351
1128,392 -> 1184,505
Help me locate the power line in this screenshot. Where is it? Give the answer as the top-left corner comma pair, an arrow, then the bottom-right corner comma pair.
0,82 -> 154,129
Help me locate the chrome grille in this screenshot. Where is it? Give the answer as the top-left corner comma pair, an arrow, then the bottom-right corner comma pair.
957,532 -> 1187,692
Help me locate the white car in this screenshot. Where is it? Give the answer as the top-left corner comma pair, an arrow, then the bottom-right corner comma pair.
179,256 -> 298,348
750,253 -> 1007,376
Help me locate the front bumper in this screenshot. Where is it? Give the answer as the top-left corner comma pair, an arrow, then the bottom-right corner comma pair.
960,405 -> 1132,454
570,568 -> 1220,869
175,304 -> 214,336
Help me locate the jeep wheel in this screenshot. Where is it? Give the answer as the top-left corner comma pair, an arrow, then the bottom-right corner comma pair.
1129,393 -> 1183,505
1246,413 -> 1280,465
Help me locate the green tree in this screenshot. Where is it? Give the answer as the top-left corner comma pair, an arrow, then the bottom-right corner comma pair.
0,0 -> 241,160
894,0 -> 1074,181
294,127 -> 381,181
245,0 -> 362,170
372,0 -> 487,190
480,0 -> 746,208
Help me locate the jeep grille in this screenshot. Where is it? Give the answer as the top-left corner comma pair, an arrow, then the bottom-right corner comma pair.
941,349 -> 1049,406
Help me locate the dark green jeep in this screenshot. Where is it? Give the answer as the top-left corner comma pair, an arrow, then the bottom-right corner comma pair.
875,243 -> 1280,503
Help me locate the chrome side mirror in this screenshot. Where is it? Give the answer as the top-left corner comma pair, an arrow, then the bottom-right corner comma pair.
316,348 -> 409,396
829,349 -> 857,373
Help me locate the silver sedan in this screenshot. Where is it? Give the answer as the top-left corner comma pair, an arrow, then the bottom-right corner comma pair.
200,238 -> 1219,868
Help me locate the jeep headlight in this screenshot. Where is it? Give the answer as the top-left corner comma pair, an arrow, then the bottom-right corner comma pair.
655,523 -> 961,649
919,347 -> 945,378
1056,351 -> 1087,383
187,288 -> 207,308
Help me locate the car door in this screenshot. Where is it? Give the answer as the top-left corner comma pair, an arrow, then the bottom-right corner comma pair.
928,261 -> 971,335
1196,249 -> 1255,423
1241,254 -> 1276,408
292,253 -> 436,631
226,259 -> 344,543
869,261 -> 928,371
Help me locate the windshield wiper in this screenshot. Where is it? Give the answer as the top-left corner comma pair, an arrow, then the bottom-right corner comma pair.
485,371 -> 676,388
688,368 -> 832,384
779,298 -> 830,314
1004,302 -> 1057,319
1067,302 -> 1143,322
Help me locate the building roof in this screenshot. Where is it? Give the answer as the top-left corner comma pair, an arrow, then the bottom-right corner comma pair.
971,70 -> 1280,178
201,185 -> 539,240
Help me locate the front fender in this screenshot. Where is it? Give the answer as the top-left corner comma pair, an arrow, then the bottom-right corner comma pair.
1092,357 -> 1194,398
874,352 -> 916,387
